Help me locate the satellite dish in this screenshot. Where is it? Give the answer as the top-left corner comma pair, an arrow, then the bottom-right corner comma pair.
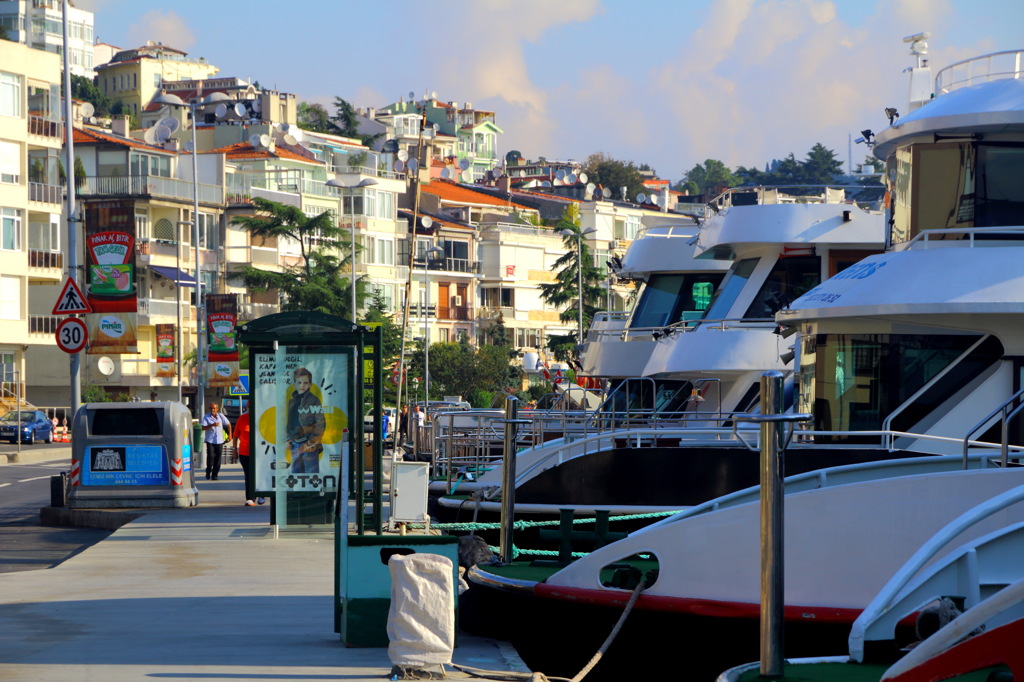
602,187 -> 612,198
431,91 -> 438,99
578,172 -> 588,184
97,356 -> 115,376
568,173 -> 578,184
397,149 -> 409,162
518,170 -> 526,177
249,134 -> 262,148
393,159 -> 406,172
277,122 -> 289,133
552,178 -> 562,186
407,158 -> 419,172
586,182 -> 596,193
555,169 -> 566,181
157,116 -> 179,134
651,194 -> 661,206
153,124 -> 172,143
252,99 -> 262,113
461,169 -> 473,182
408,91 -> 416,101
541,181 -> 551,188
143,127 -> 159,144
492,166 -> 502,178
459,158 -> 471,171
282,134 -> 297,146
80,102 -> 95,118
420,216 -> 433,228
440,168 -> 451,179
233,103 -> 247,118
214,103 -> 228,119
636,193 -> 646,204
184,140 -> 194,152
259,134 -> 272,148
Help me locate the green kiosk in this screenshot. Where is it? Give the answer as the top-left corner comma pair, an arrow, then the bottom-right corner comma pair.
236,311 -> 457,647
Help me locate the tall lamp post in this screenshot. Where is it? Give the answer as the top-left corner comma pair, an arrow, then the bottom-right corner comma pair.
422,245 -> 444,415
153,90 -> 228,414
327,177 -> 379,321
560,227 -> 597,349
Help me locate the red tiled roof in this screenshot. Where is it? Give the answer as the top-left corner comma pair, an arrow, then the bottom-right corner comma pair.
73,127 -> 173,153
511,188 -> 576,203
203,141 -> 319,163
420,180 -> 533,210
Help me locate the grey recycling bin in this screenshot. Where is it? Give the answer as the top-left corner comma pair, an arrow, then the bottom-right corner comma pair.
67,402 -> 198,509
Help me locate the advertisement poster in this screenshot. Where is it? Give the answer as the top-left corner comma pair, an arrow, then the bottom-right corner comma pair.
253,351 -> 349,494
85,229 -> 138,354
81,444 -> 168,485
155,323 -> 176,378
206,293 -> 239,388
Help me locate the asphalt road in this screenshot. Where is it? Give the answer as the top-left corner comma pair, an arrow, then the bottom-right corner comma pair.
0,449 -> 111,574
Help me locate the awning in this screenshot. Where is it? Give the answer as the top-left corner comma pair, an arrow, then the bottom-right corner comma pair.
150,265 -> 197,288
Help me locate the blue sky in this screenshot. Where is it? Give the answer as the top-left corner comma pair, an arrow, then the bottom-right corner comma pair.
79,0 -> 1023,181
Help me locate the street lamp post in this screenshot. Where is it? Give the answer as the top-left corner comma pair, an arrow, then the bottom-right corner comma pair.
560,227 -> 597,349
422,245 -> 444,419
153,90 -> 228,415
326,177 -> 379,322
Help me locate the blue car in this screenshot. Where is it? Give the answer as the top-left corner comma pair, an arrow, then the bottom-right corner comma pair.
0,410 -> 54,444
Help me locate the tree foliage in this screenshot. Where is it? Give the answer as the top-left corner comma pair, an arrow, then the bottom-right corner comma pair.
230,197 -> 361,320
676,159 -> 739,198
539,203 -> 605,362
583,153 -> 647,201
297,102 -> 334,134
736,143 -> 844,187
70,74 -> 113,117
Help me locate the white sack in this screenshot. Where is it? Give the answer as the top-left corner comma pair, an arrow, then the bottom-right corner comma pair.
387,553 -> 455,668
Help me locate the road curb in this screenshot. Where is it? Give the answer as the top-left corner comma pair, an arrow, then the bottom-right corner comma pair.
1,447 -> 70,466
39,506 -> 143,531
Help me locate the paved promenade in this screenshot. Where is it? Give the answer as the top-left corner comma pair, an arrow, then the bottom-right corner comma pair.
0,458 -> 526,681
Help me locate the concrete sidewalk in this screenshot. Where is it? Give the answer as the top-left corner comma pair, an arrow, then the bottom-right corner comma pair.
0,463 -> 527,681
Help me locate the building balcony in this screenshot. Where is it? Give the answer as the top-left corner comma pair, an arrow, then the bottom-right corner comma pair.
238,301 -> 279,322
28,249 -> 63,270
28,182 -> 62,206
137,238 -> 191,264
29,315 -> 61,336
477,306 -> 514,321
412,256 -> 479,274
27,114 -> 62,140
78,175 -> 223,205
436,305 -> 473,321
138,297 -> 193,324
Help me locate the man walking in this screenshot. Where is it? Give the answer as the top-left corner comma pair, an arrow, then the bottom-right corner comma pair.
202,401 -> 231,481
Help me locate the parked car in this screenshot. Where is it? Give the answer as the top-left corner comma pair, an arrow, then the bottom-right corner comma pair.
364,407 -> 397,440
0,410 -> 54,444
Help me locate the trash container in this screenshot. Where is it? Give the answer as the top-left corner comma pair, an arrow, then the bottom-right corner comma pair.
67,402 -> 198,509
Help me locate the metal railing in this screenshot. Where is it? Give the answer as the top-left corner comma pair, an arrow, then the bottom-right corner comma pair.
28,182 -> 62,205
27,114 -> 62,139
28,249 -> 62,269
936,49 -> 1024,95
138,297 -> 192,319
705,185 -> 885,214
29,314 -> 61,334
79,175 -> 223,204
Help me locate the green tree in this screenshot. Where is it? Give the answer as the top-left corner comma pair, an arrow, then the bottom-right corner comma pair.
680,159 -> 739,198
360,290 -> 404,404
538,203 -> 605,362
332,96 -> 383,149
297,102 -> 334,134
583,152 -> 647,201
801,143 -> 844,185
230,197 -> 360,319
69,74 -> 112,116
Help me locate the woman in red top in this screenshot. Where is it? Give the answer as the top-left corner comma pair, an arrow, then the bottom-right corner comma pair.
231,411 -> 264,506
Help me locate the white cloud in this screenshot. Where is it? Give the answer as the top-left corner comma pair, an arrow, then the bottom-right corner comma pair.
124,10 -> 195,51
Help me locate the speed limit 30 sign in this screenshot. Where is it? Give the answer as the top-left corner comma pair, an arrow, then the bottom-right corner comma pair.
55,317 -> 88,353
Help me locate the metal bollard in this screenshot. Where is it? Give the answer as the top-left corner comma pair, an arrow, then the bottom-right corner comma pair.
497,397 -> 531,564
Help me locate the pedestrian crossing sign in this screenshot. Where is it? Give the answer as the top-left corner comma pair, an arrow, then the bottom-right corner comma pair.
229,372 -> 249,395
52,277 -> 92,315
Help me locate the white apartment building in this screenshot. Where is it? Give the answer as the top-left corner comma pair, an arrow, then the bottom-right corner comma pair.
0,0 -> 95,78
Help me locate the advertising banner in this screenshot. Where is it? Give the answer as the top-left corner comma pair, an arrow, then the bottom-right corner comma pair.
253,350 -> 350,494
155,323 -> 176,378
206,293 -> 239,388
84,229 -> 138,354
81,444 -> 169,485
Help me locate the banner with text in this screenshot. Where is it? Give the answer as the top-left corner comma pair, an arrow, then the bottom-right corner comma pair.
205,293 -> 239,388
85,229 -> 138,354
155,323 -> 176,378
253,350 -> 349,495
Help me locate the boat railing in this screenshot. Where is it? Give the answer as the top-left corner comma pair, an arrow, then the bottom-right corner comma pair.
962,385 -> 1024,468
703,185 -> 885,215
848,482 -> 1024,661
904,225 -> 1024,249
784,429 -> 1024,458
935,49 -> 1024,96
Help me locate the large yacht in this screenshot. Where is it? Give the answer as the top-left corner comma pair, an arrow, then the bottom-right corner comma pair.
463,46 -> 1024,681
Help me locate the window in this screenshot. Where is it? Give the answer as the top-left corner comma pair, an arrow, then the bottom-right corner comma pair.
1,208 -> 22,251
376,190 -> 395,220
0,275 -> 20,320
630,273 -> 724,329
130,152 -> 170,178
28,217 -> 59,252
703,258 -> 758,321
366,282 -> 393,311
0,140 -> 20,184
624,215 -> 641,240
368,236 -> 394,265
744,255 -> 819,319
0,73 -> 21,118
197,213 -> 216,250
135,209 -> 150,241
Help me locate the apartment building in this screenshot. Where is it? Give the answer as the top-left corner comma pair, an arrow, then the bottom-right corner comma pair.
0,0 -> 95,78
96,42 -> 220,118
0,40 -> 63,408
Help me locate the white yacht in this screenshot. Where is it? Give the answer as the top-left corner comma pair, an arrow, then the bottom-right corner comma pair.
463,46 -> 1024,681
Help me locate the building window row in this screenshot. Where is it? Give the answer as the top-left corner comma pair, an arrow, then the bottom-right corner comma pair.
2,208 -> 22,251
1,72 -> 21,118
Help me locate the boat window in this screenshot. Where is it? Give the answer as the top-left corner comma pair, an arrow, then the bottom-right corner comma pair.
702,258 -> 759,322
744,255 -> 819,319
628,273 -> 723,329
599,552 -> 660,590
798,333 -> 996,443
891,142 -> 1024,244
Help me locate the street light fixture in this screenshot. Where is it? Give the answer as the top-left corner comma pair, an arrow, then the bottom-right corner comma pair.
152,90 -> 228,415
326,177 -> 379,321
560,227 -> 597,349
